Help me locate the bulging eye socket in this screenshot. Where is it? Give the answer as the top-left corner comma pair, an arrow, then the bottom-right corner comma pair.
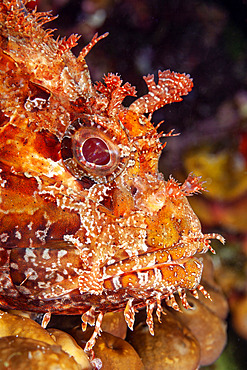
61,115 -> 131,183
72,127 -> 120,176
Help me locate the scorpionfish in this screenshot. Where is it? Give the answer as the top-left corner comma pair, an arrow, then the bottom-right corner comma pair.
0,0 -> 224,350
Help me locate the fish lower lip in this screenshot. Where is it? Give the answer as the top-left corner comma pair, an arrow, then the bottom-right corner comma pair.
103,247 -> 199,279
103,255 -> 203,293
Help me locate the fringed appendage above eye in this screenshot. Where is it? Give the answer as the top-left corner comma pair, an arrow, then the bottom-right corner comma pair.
61,114 -> 131,183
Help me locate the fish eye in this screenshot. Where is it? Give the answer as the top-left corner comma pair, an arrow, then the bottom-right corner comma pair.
81,137 -> 110,165
61,115 -> 130,183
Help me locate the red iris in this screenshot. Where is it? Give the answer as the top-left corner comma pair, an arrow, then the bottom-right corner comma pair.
82,137 -> 110,165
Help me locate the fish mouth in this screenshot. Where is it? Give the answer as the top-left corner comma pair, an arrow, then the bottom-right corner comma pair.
102,242 -> 205,297
102,232 -> 206,279
102,232 -> 224,295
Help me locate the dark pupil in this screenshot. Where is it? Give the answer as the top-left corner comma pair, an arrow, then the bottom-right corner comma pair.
82,137 -> 110,165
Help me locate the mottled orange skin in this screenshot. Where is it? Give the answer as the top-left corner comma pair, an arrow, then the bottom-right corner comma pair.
0,0 -> 224,349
